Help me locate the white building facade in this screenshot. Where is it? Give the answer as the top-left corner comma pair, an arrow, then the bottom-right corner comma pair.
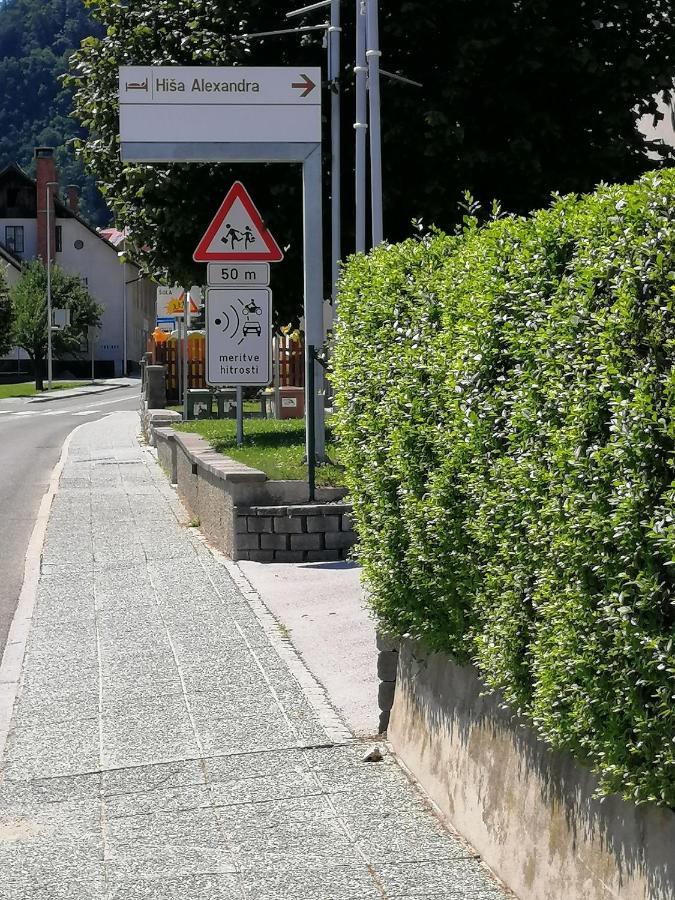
0,148 -> 155,376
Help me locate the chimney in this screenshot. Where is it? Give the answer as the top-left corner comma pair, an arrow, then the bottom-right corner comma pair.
66,184 -> 79,215
35,147 -> 57,263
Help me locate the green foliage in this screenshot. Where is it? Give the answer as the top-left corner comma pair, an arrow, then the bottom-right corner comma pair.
0,0 -> 108,225
0,266 -> 11,356
10,259 -> 101,387
67,1 -> 675,321
333,169 -> 675,807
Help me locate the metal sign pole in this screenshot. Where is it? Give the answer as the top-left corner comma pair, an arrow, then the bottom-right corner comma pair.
182,289 -> 189,421
303,145 -> 326,463
236,386 -> 244,447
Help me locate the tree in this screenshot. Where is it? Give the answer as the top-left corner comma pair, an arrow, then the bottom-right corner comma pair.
0,266 -> 11,357
0,0 -> 109,225
67,1 -> 675,322
10,259 -> 102,390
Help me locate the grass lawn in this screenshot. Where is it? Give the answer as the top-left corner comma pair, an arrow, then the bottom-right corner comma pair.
169,400 -> 261,415
175,417 -> 345,487
0,381 -> 89,399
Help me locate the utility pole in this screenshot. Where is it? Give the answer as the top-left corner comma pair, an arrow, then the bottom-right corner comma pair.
366,0 -> 383,246
354,0 -> 368,253
45,181 -> 58,390
329,0 -> 341,304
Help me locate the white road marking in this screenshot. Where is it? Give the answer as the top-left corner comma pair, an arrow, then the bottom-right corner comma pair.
43,410 -> 69,416
93,395 -> 139,407
13,411 -> 37,417
72,410 -> 97,417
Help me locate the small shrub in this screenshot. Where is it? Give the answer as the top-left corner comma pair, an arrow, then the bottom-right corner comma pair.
333,170 -> 675,807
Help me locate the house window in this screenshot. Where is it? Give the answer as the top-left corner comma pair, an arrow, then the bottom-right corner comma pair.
4,225 -> 24,255
55,226 -> 62,252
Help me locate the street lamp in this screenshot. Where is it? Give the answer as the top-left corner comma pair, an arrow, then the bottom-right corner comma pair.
45,180 -> 58,390
117,250 -> 127,377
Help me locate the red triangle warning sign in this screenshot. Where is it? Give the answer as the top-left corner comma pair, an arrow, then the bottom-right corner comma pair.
193,182 -> 284,263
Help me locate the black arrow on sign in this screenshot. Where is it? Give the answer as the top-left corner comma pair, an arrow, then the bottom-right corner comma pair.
291,73 -> 316,98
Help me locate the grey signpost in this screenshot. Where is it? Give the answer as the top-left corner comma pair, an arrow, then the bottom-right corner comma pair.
119,66 -> 326,461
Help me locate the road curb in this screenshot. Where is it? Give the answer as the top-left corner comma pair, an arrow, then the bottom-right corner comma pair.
0,422 -> 87,759
27,383 -> 132,403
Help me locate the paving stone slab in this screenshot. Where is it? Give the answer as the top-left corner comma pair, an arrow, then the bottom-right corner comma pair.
107,873 -> 245,900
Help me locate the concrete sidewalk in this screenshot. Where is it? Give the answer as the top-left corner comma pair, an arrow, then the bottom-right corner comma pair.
0,412 -> 510,900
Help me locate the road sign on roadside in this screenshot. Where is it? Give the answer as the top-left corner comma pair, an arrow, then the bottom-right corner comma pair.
206,288 -> 271,386
194,183 -> 283,263
119,67 -> 321,146
157,286 -> 199,318
207,263 -> 270,287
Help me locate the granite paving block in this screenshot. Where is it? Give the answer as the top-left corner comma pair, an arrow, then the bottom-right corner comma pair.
195,713 -> 301,757
202,747 -> 313,784
0,878 -> 106,900
104,783 -> 211,820
102,759 -> 205,798
206,771 -> 323,808
108,874 -> 245,900
237,861 -> 381,900
13,695 -> 99,729
375,859 -> 506,897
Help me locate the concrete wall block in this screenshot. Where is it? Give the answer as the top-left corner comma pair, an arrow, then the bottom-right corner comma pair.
306,550 -> 340,562
377,651 -> 399,682
325,531 -> 358,550
290,533 -> 324,551
261,533 -> 289,550
235,516 -> 248,534
236,533 -> 260,551
274,550 -> 305,563
248,516 -> 273,533
341,513 -> 354,532
376,632 -> 400,653
274,516 -> 304,534
378,681 -> 396,712
284,504 -> 325,516
307,515 -> 341,533
248,550 -> 275,562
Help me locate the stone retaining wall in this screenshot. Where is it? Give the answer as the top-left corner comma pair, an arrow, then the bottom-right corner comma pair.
152,425 -> 358,564
236,505 -> 356,562
389,638 -> 675,900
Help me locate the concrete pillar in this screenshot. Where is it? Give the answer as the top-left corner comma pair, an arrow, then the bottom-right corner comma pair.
145,365 -> 167,409
141,352 -> 153,389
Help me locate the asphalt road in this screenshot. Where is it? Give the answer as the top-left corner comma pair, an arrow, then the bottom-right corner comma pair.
0,383 -> 141,658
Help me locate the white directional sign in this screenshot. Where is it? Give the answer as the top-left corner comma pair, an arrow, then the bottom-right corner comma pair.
207,263 -> 270,287
119,67 -> 321,146
206,288 -> 271,386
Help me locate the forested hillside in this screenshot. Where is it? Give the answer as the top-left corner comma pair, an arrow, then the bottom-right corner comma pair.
0,0 -> 109,225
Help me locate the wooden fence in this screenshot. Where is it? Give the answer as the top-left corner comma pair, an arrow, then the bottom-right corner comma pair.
148,332 -> 304,404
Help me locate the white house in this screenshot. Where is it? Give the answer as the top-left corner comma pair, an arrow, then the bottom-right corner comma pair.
0,147 -> 155,376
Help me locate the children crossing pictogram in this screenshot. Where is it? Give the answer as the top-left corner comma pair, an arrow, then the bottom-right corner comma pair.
193,182 -> 284,263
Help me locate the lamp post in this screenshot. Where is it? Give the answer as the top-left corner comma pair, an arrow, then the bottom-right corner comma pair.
45,180 -> 58,390
117,250 -> 127,376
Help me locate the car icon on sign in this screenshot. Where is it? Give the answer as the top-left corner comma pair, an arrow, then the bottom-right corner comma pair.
242,321 -> 262,336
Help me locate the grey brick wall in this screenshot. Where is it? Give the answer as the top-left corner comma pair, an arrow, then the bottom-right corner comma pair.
235,504 -> 357,563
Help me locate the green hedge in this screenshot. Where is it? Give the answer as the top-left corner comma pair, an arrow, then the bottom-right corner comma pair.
333,170 -> 675,807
